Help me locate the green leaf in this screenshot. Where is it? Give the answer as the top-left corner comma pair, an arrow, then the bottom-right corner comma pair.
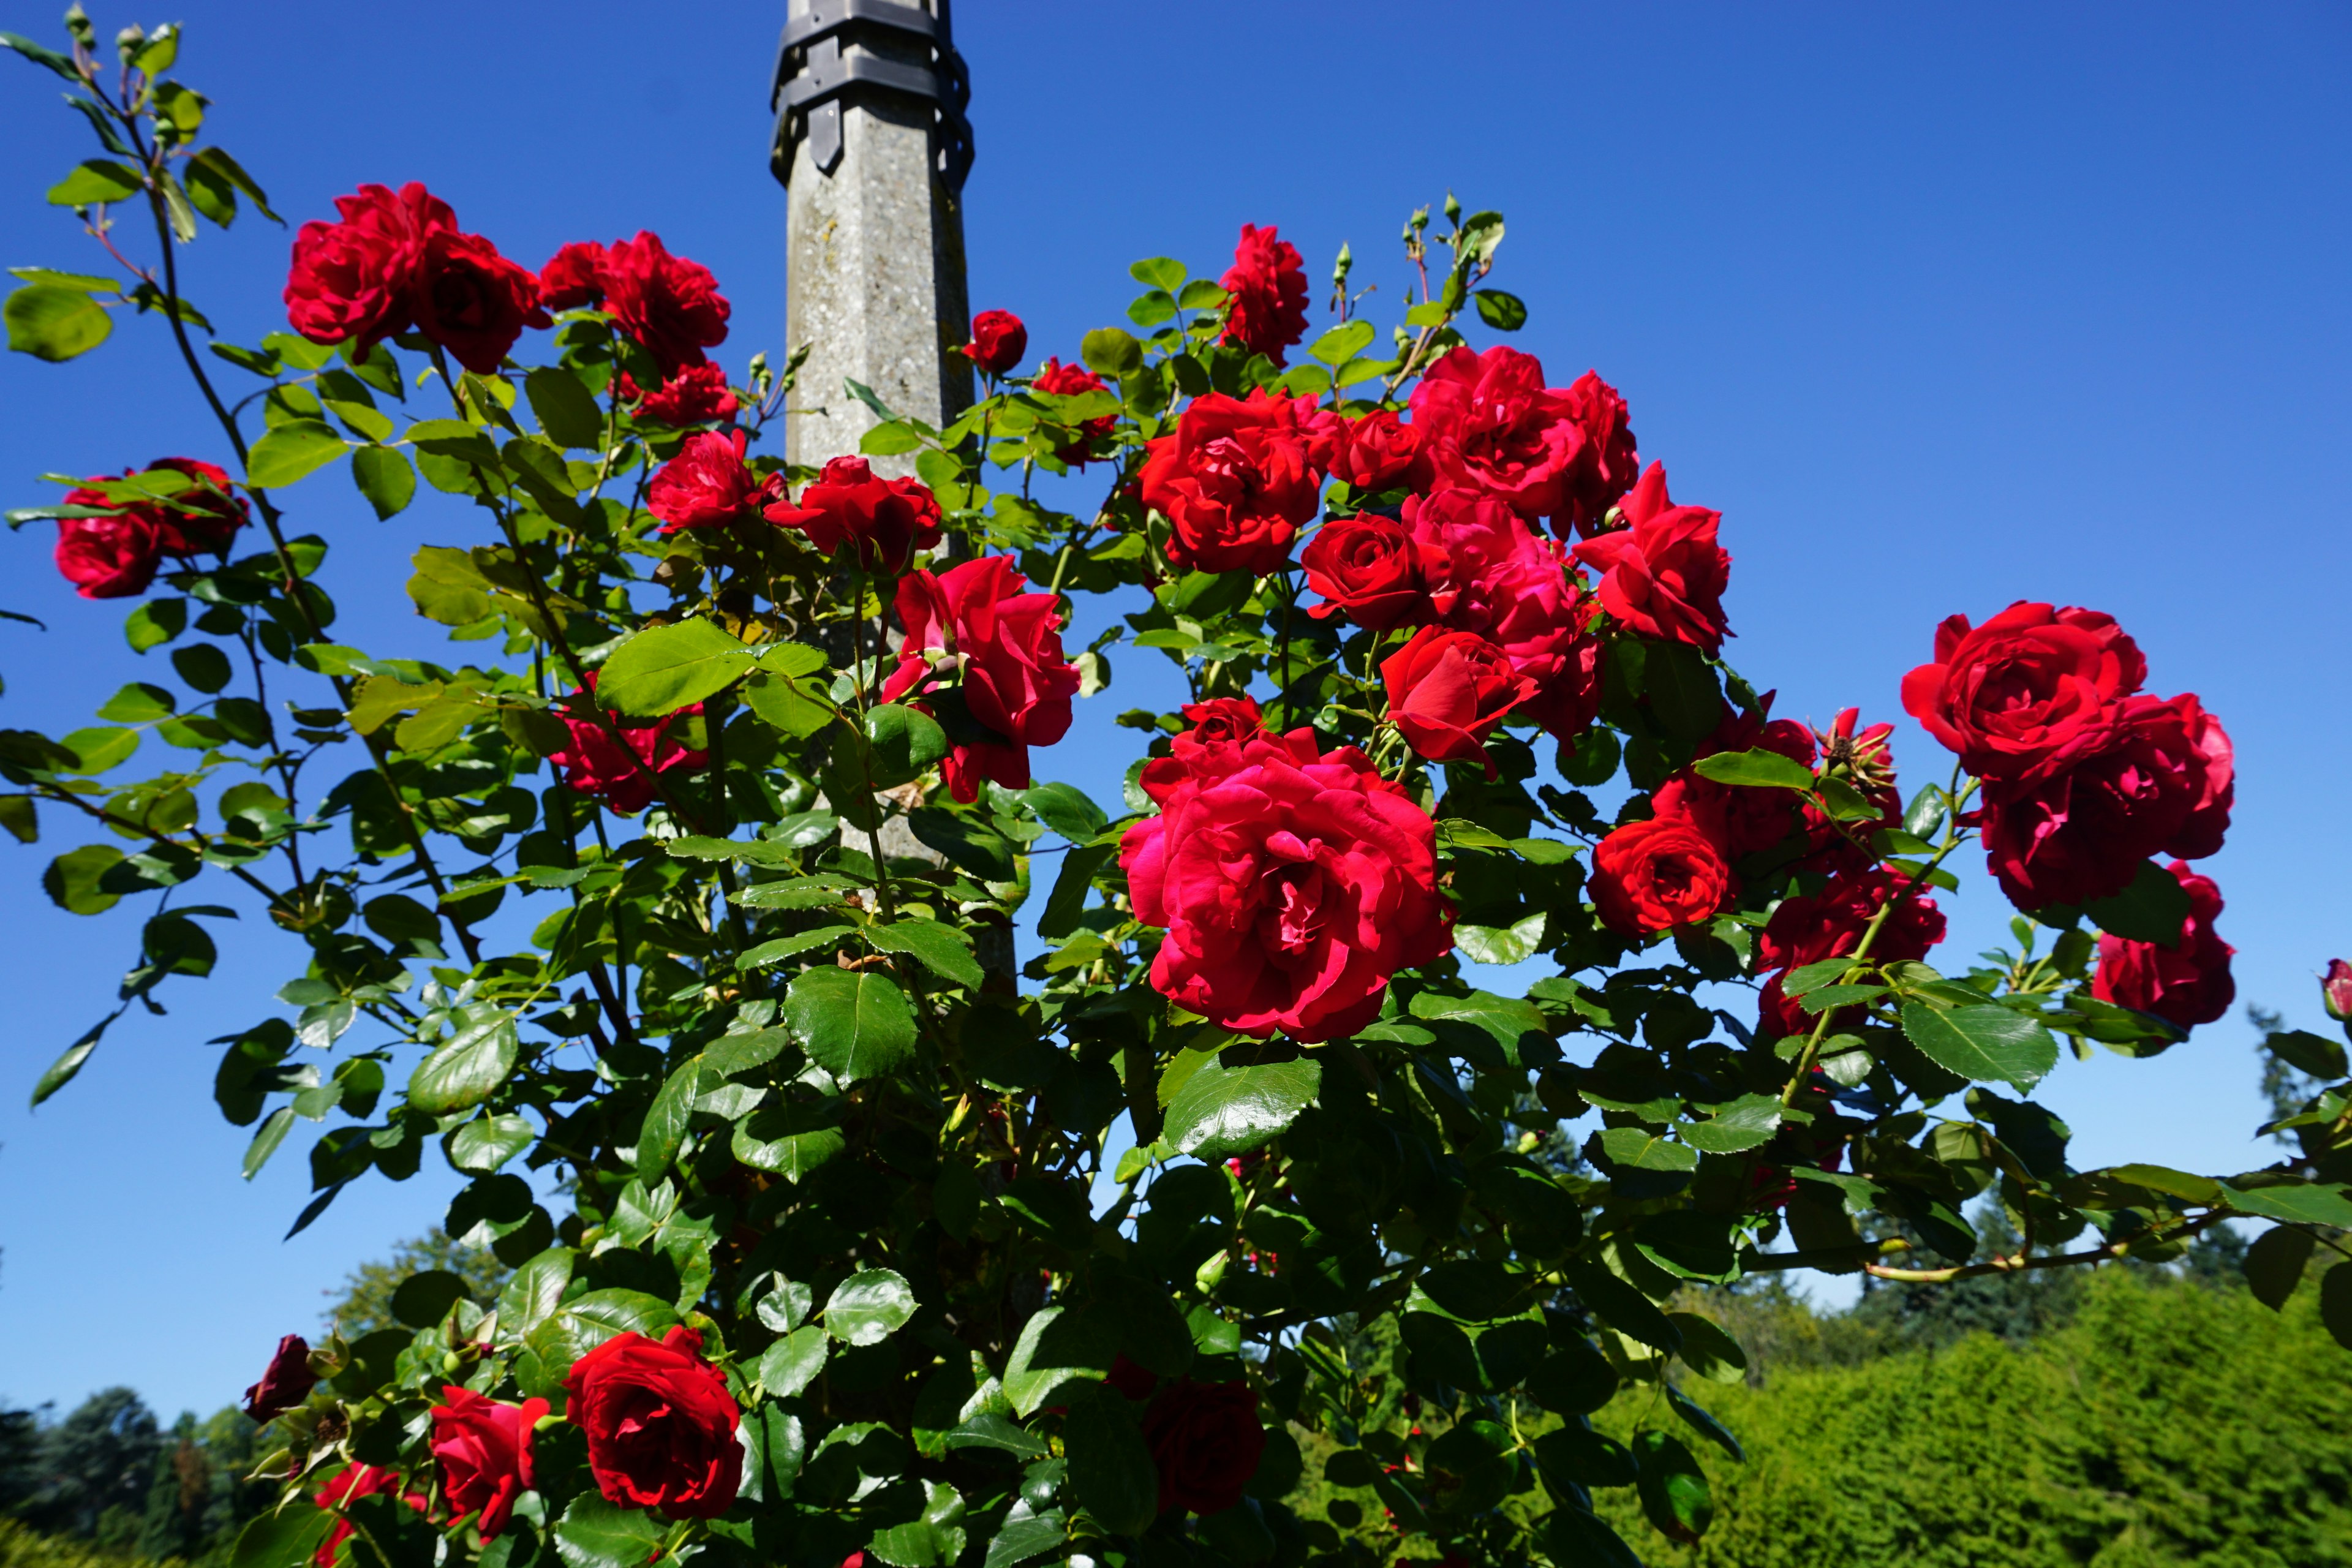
1899,1001 -> 2058,1091
527,366 -> 608,450
43,843 -> 126,913
1472,289 -> 1528,331
1308,320 -> 1377,366
1453,913 -> 1546,966
1080,326 -> 1144,378
2078,858 -> 2195,947
407,1015 -> 521,1115
1633,1431 -> 1712,1544
1665,1312 -> 1748,1385
867,918 -> 984,989
1064,1396 -> 1159,1536
1039,841 -> 1113,941
738,925 -> 856,970
2323,1264 -> 2352,1353
1,31 -> 88,81
2222,1180 -> 2352,1228
635,1057 -> 703,1181
2244,1224 -> 2315,1311
124,598 -> 185,652
228,1503 -> 332,1568
449,1114 -> 535,1174
246,420 -> 348,489
908,807 -> 1017,881
826,1267 -> 918,1345
242,1106 -> 294,1179
982,1504 -> 1065,1568
1691,748 -> 1814,790
787,967 -> 916,1084
1541,1509 -> 1643,1568
2104,1163 -> 2220,1203
1600,1126 -> 1698,1172
29,1013 -> 114,1107
1667,1382 -> 1744,1462
758,1324 -> 830,1396
497,1246 -> 573,1337
6,285 -> 111,361
1001,1306 -> 1114,1417
350,445 -> 416,519
2267,1028 -> 2349,1080
1021,780 -> 1107,843
1164,1060 -> 1321,1164
1641,640 -> 1723,739
47,159 -> 144,206
1130,257 -> 1186,291
552,1494 -> 663,1568
596,619 -> 752,717
742,667 -> 836,738
732,1105 -> 845,1182
390,1268 -> 470,1328
863,703 -> 950,786
1678,1093 -> 1784,1155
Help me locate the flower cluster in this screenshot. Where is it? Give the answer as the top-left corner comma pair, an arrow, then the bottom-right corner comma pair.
285,183 -> 546,373
538,232 -> 731,374
53,457 -> 247,598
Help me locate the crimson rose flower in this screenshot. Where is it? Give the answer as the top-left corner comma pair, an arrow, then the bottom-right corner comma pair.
1300,514 -> 1441,630
430,1385 -> 547,1540
1033,356 -> 1115,462
1646,703 -> 1817,862
1381,627 -> 1536,776
312,1466 -> 424,1568
1556,371 -> 1641,538
241,1334 -> 317,1423
284,183 -> 453,360
1139,388 -> 1330,575
1409,345 -> 1593,526
1899,601 -> 2146,781
548,672 -> 709,815
1332,409 -> 1427,492
1589,812 -> 1735,937
2091,861 -> 2234,1029
648,428 -> 773,533
410,228 -> 548,374
537,240 -> 609,309
1754,867 -> 1947,1036
1139,1378 -> 1268,1515
960,309 -> 1027,375
53,511 -> 160,598
2326,959 -> 2352,1022
598,232 -> 730,374
564,1326 -> 742,1518
764,454 -> 943,572
627,362 -> 739,426
1405,491 -> 1604,740
109,458 -> 248,554
881,556 -> 1080,802
1137,696 -> 1271,805
1121,728 -> 1452,1041
1571,461 -> 1732,654
1978,691 -> 2233,908
1219,224 -> 1308,366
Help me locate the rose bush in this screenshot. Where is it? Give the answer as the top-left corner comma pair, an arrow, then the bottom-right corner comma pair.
5,21 -> 2348,1568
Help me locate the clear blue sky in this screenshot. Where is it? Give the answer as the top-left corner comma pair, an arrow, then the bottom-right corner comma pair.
0,1 -> 2345,1420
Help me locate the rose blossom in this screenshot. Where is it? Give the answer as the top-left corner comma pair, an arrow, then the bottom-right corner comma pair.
647,428 -> 773,533
1218,224 -> 1308,365
1381,627 -> 1537,776
1404,490 -> 1604,741
1899,601 -> 2147,781
1555,370 -> 1641,538
1570,462 -> 1731,653
1139,1378 -> 1267,1515
284,183 -> 454,359
429,1385 -> 547,1540
547,672 -> 709,815
1648,703 -> 1818,862
53,510 -> 161,599
241,1334 -> 317,1423
960,309 -> 1027,375
564,1326 -> 741,1518
409,227 -> 548,374
1589,811 -> 1736,937
1138,388 -> 1330,575
1300,513 -> 1441,630
536,240 -> 609,310
764,454 -> 943,572
881,556 -> 1080,802
1978,691 -> 2233,908
1331,408 -> 1427,492
1754,867 -> 1947,1036
627,361 -> 738,426
1136,696 -> 1270,805
599,232 -> 731,373
2091,861 -> 2235,1029
1032,356 -> 1115,463
1408,345 -> 1592,527
1120,728 -> 1453,1042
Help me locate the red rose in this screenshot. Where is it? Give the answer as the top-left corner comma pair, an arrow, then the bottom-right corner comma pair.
1899,602 -> 2147,781
410,228 -> 548,375
1120,728 -> 1452,1041
600,232 -> 731,374
1139,1378 -> 1268,1515
1978,692 -> 2233,909
1555,371 -> 1641,538
430,1385 -> 546,1540
53,510 -> 161,599
1755,868 -> 1947,1035
1589,812 -> 1735,937
960,309 -> 1028,376
1137,696 -> 1272,805
2091,862 -> 2235,1029
881,556 -> 1080,802
1404,492 -> 1604,741
241,1334 -> 317,1423
1219,224 -> 1309,366
537,241 -> 609,310
1300,514 -> 1441,630
564,1325 -> 742,1519
1332,409 -> 1427,492
628,362 -> 739,426
1402,487 -> 1540,616
1408,345 -> 1593,526
1570,461 -> 1732,654
284,183 -> 454,360
764,454 -> 943,573
312,1466 -> 424,1567
1139,388 -> 1329,576
1649,704 -> 1817,861
548,673 -> 709,816
1033,356 -> 1115,463
648,428 -> 773,533
1381,627 -> 1537,776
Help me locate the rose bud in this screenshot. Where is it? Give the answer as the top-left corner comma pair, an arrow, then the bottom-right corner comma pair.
960,309 -> 1027,377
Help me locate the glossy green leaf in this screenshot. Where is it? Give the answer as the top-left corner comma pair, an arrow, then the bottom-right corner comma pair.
246,420 -> 348,489
788,967 -> 916,1084
1164,1060 -> 1321,1163
47,159 -> 144,206
1472,288 -> 1528,330
1899,1001 -> 2057,1091
826,1267 -> 918,1345
596,619 -> 752,717
1691,748 -> 1814,790
1064,1395 -> 1159,1536
1678,1093 -> 1783,1154
1633,1430 -> 1712,1543
1600,1126 -> 1699,1172
407,1015 -> 520,1115
759,1324 -> 830,1396
866,918 -> 984,989
552,1494 -> 663,1568
5,285 -> 111,361
527,366 -> 607,450
350,445 -> 416,519
2222,1180 -> 2352,1228
497,1246 -> 573,1337
449,1114 -> 535,1174
635,1057 -> 703,1181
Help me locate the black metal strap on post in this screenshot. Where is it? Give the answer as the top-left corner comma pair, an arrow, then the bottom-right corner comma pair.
770,0 -> 973,192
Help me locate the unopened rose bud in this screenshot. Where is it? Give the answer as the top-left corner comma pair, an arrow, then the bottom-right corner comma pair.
2324,959 -> 2352,1022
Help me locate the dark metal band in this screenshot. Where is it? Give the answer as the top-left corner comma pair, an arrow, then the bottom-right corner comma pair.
769,0 -> 973,192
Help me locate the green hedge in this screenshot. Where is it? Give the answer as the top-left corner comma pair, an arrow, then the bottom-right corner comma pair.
0,1520 -> 168,1568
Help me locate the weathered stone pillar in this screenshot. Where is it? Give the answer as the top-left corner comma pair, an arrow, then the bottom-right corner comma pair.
771,0 -> 975,473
